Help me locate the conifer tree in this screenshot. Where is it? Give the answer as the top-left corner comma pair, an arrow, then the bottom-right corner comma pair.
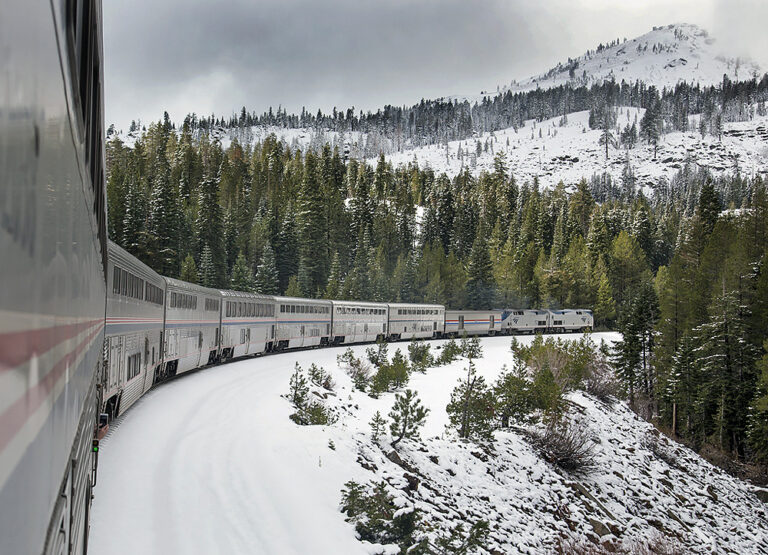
388,389 -> 429,446
254,241 -> 279,295
323,252 -> 344,299
446,361 -> 496,442
199,244 -> 217,288
230,252 -> 255,292
180,254 -> 199,284
466,230 -> 494,309
196,168 -> 226,287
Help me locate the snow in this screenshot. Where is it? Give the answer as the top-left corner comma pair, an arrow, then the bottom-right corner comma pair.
379,107 -> 768,191
90,333 -> 768,554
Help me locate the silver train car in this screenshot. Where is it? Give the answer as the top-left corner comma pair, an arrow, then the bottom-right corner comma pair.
445,309 -> 505,336
160,278 -> 221,379
219,290 -> 276,360
387,303 -> 444,340
104,241 -> 165,419
0,0 -> 107,553
274,296 -> 333,350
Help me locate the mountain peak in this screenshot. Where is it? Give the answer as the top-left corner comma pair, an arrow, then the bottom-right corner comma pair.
503,23 -> 761,95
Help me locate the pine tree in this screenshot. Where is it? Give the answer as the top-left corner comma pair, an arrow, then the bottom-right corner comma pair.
323,252 -> 343,299
146,144 -> 180,276
640,97 -> 662,160
230,252 -> 255,292
694,288 -> 759,454
284,275 -> 302,297
180,254 -> 199,284
196,168 -> 226,287
297,152 -> 328,296
446,360 -> 496,442
388,389 -> 429,446
747,340 -> 768,461
466,230 -> 494,309
370,411 -> 388,445
254,241 -> 279,295
199,244 -> 217,288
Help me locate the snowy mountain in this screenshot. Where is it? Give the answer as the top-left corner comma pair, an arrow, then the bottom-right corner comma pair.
111,22 -> 768,190
459,23 -> 762,103
90,334 -> 768,554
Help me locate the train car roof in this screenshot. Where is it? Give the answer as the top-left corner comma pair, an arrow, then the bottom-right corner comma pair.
331,299 -> 389,307
163,276 -> 221,296
274,296 -> 333,304
219,289 -> 276,300
107,240 -> 164,282
387,302 -> 444,309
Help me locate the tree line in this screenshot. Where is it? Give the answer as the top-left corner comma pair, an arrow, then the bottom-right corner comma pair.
106,107 -> 768,467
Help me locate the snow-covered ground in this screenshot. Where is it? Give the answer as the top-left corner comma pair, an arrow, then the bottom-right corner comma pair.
380,108 -> 768,192
90,333 -> 768,554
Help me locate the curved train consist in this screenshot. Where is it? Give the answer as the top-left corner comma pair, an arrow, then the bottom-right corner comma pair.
0,2 -> 591,552
104,240 -> 593,420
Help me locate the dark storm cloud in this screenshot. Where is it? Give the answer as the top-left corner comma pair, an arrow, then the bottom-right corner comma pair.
103,0 -> 765,131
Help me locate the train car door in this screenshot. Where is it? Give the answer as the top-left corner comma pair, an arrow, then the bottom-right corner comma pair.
108,336 -> 123,392
458,315 -> 464,331
490,315 -> 495,330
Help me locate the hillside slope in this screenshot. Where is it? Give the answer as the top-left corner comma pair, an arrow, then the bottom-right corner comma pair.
90,334 -> 768,554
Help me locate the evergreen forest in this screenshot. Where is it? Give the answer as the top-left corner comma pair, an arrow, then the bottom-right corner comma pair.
106,77 -> 768,471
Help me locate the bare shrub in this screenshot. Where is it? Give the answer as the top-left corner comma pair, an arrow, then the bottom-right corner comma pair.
584,354 -> 619,403
531,419 -> 597,473
337,348 -> 371,391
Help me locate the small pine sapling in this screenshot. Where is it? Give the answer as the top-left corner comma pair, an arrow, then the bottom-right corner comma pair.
389,389 -> 429,446
288,363 -> 309,409
460,335 -> 483,360
369,411 -> 387,445
408,339 -> 433,373
446,360 -> 496,443
437,339 -> 462,365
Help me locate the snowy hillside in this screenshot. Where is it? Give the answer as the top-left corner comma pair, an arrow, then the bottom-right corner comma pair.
90,334 -> 768,554
381,107 -> 768,191
479,23 -> 761,101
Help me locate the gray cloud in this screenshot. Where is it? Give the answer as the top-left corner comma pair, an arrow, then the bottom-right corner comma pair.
104,0 -> 766,131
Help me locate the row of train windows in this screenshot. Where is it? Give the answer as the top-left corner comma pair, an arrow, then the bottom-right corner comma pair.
205,298 -> 221,312
227,301 -> 275,318
126,353 -> 141,381
170,292 -> 197,310
336,307 -> 385,315
113,265 -> 164,305
396,308 -> 440,316
512,311 -> 525,316
280,304 -> 330,314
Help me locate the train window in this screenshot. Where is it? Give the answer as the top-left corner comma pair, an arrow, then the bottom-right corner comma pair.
290,305 -> 295,314
280,305 -> 285,313
554,320 -> 563,326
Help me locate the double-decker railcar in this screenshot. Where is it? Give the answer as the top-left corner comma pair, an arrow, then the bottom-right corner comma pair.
104,241 -> 165,418
387,303 -> 444,340
331,300 -> 388,344
219,290 -> 276,360
503,309 -> 551,334
0,1 -> 107,553
444,309 -> 505,337
274,297 -> 332,349
548,309 -> 593,332
160,278 -> 221,379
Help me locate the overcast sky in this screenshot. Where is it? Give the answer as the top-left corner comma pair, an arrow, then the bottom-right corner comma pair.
103,0 -> 768,131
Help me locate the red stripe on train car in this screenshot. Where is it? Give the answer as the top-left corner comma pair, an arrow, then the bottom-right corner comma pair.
0,322 -> 104,453
0,318 -> 103,373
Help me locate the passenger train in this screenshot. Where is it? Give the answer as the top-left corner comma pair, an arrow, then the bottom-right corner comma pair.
101,239 -> 593,420
0,1 -> 591,552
